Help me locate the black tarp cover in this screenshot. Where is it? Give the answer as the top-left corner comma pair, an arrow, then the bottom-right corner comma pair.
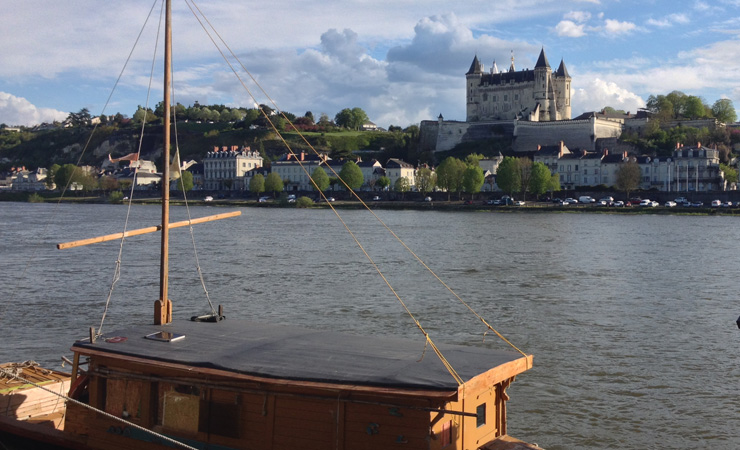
73,320 -> 526,391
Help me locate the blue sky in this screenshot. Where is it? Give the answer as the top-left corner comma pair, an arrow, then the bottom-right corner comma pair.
2,0 -> 740,128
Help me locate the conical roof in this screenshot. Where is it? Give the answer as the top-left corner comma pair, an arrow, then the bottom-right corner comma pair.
535,48 -> 550,69
556,58 -> 570,78
466,55 -> 482,75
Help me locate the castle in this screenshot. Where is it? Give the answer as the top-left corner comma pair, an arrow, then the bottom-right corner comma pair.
466,48 -> 571,122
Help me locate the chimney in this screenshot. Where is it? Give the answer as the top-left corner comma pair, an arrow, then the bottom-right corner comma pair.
537,144 -> 541,151
559,140 -> 564,157
300,151 -> 305,161
213,146 -> 219,152
232,145 -> 238,152
697,141 -> 701,148
222,146 -> 227,152
602,148 -> 609,157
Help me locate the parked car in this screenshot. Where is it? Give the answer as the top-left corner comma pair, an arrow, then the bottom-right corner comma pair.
691,201 -> 703,207
675,197 -> 688,204
327,197 -> 336,202
639,199 -> 653,207
424,196 -> 432,202
578,196 -> 595,204
258,196 -> 269,203
204,196 -> 213,202
599,196 -> 614,203
711,199 -> 721,207
564,198 -> 578,204
372,195 -> 381,201
287,194 -> 296,200
514,200 -> 525,206
721,201 -> 733,207
613,200 -> 625,207
664,201 -> 677,207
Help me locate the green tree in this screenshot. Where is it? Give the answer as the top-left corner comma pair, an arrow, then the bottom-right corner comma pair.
54,164 -> 86,190
310,167 -> 330,191
415,167 -> 436,194
547,172 -> 561,197
264,172 -> 283,197
47,164 -> 60,189
249,173 -> 265,195
517,158 -> 533,199
394,177 -> 410,199
99,175 -> 120,193
175,171 -> 194,192
529,162 -> 551,198
712,99 -> 737,124
496,156 -> 521,196
334,107 -> 369,130
435,157 -> 466,200
461,165 -> 485,199
66,108 -> 91,127
720,163 -> 738,184
339,161 -> 364,190
684,96 -> 706,119
296,196 -> 314,208
375,175 -> 391,191
615,161 -> 642,199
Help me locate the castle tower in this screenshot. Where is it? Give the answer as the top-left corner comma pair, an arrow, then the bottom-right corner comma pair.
533,48 -> 551,121
554,59 -> 572,120
466,55 -> 483,121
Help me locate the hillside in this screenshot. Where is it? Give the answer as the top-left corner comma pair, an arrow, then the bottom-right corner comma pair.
0,122 -> 424,170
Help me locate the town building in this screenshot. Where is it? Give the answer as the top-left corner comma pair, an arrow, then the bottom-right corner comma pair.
384,158 -> 416,190
271,151 -> 329,191
203,146 -> 263,190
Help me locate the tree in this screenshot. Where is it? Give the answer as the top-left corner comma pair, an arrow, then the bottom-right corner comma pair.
461,165 -> 484,199
495,156 -> 521,196
47,164 -> 60,189
415,167 -> 436,194
264,172 -> 283,197
394,177 -> 410,199
720,163 -> 738,184
99,175 -> 120,193
684,96 -> 706,119
435,157 -> 466,200
339,161 -> 364,190
133,106 -> 156,123
176,171 -> 194,192
376,176 -> 391,191
517,158 -> 533,199
310,167 -> 330,191
249,173 -> 265,195
547,172 -> 561,197
529,162 -> 551,198
615,161 -> 642,198
712,99 -> 737,124
334,107 -> 369,130
66,108 -> 91,127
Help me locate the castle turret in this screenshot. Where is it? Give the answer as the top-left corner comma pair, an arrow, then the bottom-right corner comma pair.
554,59 -> 572,120
466,55 -> 483,121
533,48 -> 551,120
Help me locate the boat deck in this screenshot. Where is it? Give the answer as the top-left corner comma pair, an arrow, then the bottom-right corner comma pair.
72,319 -> 529,391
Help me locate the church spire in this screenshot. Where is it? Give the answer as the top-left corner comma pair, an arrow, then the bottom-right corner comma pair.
509,50 -> 515,72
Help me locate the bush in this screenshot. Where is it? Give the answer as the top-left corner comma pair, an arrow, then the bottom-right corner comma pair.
27,193 -> 44,203
296,196 -> 313,208
108,191 -> 124,204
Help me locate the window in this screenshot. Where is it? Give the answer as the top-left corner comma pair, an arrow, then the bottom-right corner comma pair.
476,403 -> 486,428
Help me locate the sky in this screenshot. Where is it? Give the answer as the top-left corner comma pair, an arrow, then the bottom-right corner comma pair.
2,0 -> 740,129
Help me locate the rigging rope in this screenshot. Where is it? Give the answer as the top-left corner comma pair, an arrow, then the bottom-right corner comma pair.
0,366 -> 198,450
184,0 -> 528,382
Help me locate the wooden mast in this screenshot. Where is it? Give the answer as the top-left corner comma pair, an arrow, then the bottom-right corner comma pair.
155,0 -> 173,325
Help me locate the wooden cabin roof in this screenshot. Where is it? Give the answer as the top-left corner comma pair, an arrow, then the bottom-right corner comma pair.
72,319 -> 529,392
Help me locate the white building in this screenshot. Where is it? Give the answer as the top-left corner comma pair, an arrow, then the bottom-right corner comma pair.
203,146 -> 263,190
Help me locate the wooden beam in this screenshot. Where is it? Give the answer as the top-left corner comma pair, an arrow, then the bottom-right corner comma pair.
57,211 -> 241,250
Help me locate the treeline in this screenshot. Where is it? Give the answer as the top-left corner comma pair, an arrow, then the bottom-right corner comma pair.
616,91 -> 740,158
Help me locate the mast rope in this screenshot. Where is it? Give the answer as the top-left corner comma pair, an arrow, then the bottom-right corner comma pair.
97,0 -> 165,338
0,366 -> 198,450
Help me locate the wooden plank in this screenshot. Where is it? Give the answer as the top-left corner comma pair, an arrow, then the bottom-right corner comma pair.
57,211 -> 241,249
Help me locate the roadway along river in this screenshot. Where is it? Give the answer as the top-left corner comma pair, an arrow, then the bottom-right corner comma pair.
0,202 -> 737,449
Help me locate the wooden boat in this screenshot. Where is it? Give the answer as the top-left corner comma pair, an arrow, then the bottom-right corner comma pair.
0,1 -> 537,449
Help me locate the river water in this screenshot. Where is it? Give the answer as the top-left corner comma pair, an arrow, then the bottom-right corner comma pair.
0,202 -> 738,449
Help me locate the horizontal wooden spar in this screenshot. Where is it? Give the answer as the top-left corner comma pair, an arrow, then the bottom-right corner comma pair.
57,211 -> 241,250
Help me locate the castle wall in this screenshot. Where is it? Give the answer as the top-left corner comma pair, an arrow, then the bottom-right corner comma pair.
513,118 -> 622,152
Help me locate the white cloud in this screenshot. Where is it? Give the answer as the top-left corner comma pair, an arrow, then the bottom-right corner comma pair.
603,19 -> 637,35
0,92 -> 68,127
571,79 -> 646,114
647,13 -> 690,28
556,20 -> 587,37
564,11 -> 592,23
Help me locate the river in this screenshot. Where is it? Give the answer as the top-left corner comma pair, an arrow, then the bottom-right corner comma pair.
0,202 -> 737,449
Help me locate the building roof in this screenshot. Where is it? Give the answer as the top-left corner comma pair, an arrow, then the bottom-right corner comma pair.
535,48 -> 550,69
386,158 -> 414,169
556,59 -> 570,78
466,55 -> 482,75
